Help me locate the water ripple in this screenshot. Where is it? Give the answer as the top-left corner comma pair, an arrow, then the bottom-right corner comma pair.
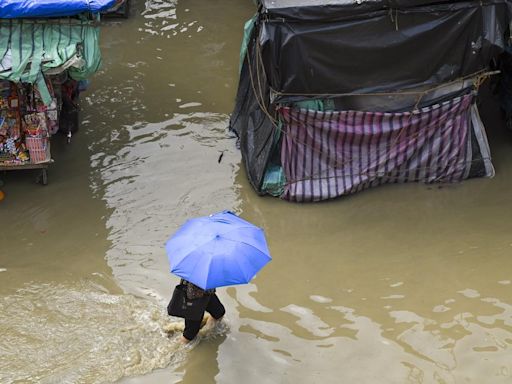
0,280 -> 187,384
88,112 -> 240,298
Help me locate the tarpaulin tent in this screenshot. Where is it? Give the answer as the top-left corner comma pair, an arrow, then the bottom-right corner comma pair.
230,0 -> 511,201
0,0 -> 117,19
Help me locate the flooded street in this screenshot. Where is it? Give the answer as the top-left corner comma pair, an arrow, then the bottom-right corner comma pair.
2,0 -> 512,383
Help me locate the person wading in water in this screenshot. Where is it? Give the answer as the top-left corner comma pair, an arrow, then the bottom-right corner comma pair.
179,278 -> 225,344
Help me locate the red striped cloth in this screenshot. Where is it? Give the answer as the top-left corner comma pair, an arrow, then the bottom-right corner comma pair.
279,93 -> 483,202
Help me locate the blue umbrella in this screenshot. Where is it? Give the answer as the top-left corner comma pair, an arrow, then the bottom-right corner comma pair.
165,210 -> 272,290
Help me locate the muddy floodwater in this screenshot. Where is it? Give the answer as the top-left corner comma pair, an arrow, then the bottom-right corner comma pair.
2,1 -> 512,383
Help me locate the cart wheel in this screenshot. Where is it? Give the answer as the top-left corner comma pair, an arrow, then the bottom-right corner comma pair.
40,169 -> 48,186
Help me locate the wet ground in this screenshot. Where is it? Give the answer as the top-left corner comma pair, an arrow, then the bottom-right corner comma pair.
2,1 -> 512,383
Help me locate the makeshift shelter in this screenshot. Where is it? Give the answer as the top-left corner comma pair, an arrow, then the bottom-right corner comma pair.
230,0 -> 512,202
0,0 -> 114,183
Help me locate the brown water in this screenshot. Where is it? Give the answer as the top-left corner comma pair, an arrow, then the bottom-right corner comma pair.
2,1 -> 512,383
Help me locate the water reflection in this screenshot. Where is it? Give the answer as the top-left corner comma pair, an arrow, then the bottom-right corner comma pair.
88,111 -> 240,299
216,142 -> 512,383
81,0 -> 247,303
226,277 -> 512,383
141,0 -> 202,38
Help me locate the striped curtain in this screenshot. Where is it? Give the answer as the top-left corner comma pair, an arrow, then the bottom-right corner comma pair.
279,93 -> 493,202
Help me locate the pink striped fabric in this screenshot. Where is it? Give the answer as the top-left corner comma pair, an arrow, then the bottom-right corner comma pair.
279,94 -> 476,202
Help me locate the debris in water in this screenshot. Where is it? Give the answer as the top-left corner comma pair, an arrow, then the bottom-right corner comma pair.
218,150 -> 225,163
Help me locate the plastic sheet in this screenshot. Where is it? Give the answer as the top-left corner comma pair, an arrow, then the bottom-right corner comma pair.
261,0 -> 507,19
259,0 -> 509,99
0,0 -> 117,18
279,94 -> 494,202
0,19 -> 102,104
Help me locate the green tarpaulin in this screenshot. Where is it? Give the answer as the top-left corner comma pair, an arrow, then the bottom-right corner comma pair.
239,14 -> 256,74
0,18 -> 101,104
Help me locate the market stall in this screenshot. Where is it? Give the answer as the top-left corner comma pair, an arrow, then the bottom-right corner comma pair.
0,0 -> 115,184
0,79 -> 56,184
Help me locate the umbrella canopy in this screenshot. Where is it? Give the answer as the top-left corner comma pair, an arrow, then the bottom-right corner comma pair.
166,211 -> 271,290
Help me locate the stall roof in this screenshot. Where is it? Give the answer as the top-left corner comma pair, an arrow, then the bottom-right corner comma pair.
261,0 -> 481,5
0,0 -> 117,19
263,0 -> 373,7
261,0 -> 500,11
261,0 -> 504,21
257,0 -> 509,96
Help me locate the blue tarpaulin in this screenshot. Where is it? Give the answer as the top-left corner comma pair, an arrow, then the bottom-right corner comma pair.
0,0 -> 117,18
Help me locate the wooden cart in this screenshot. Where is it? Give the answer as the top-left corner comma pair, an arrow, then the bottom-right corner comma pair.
0,160 -> 53,185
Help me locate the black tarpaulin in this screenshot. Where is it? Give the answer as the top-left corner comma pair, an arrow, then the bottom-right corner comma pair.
260,0 -> 509,99
231,0 -> 510,195
261,0 -> 505,18
230,37 -> 276,193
